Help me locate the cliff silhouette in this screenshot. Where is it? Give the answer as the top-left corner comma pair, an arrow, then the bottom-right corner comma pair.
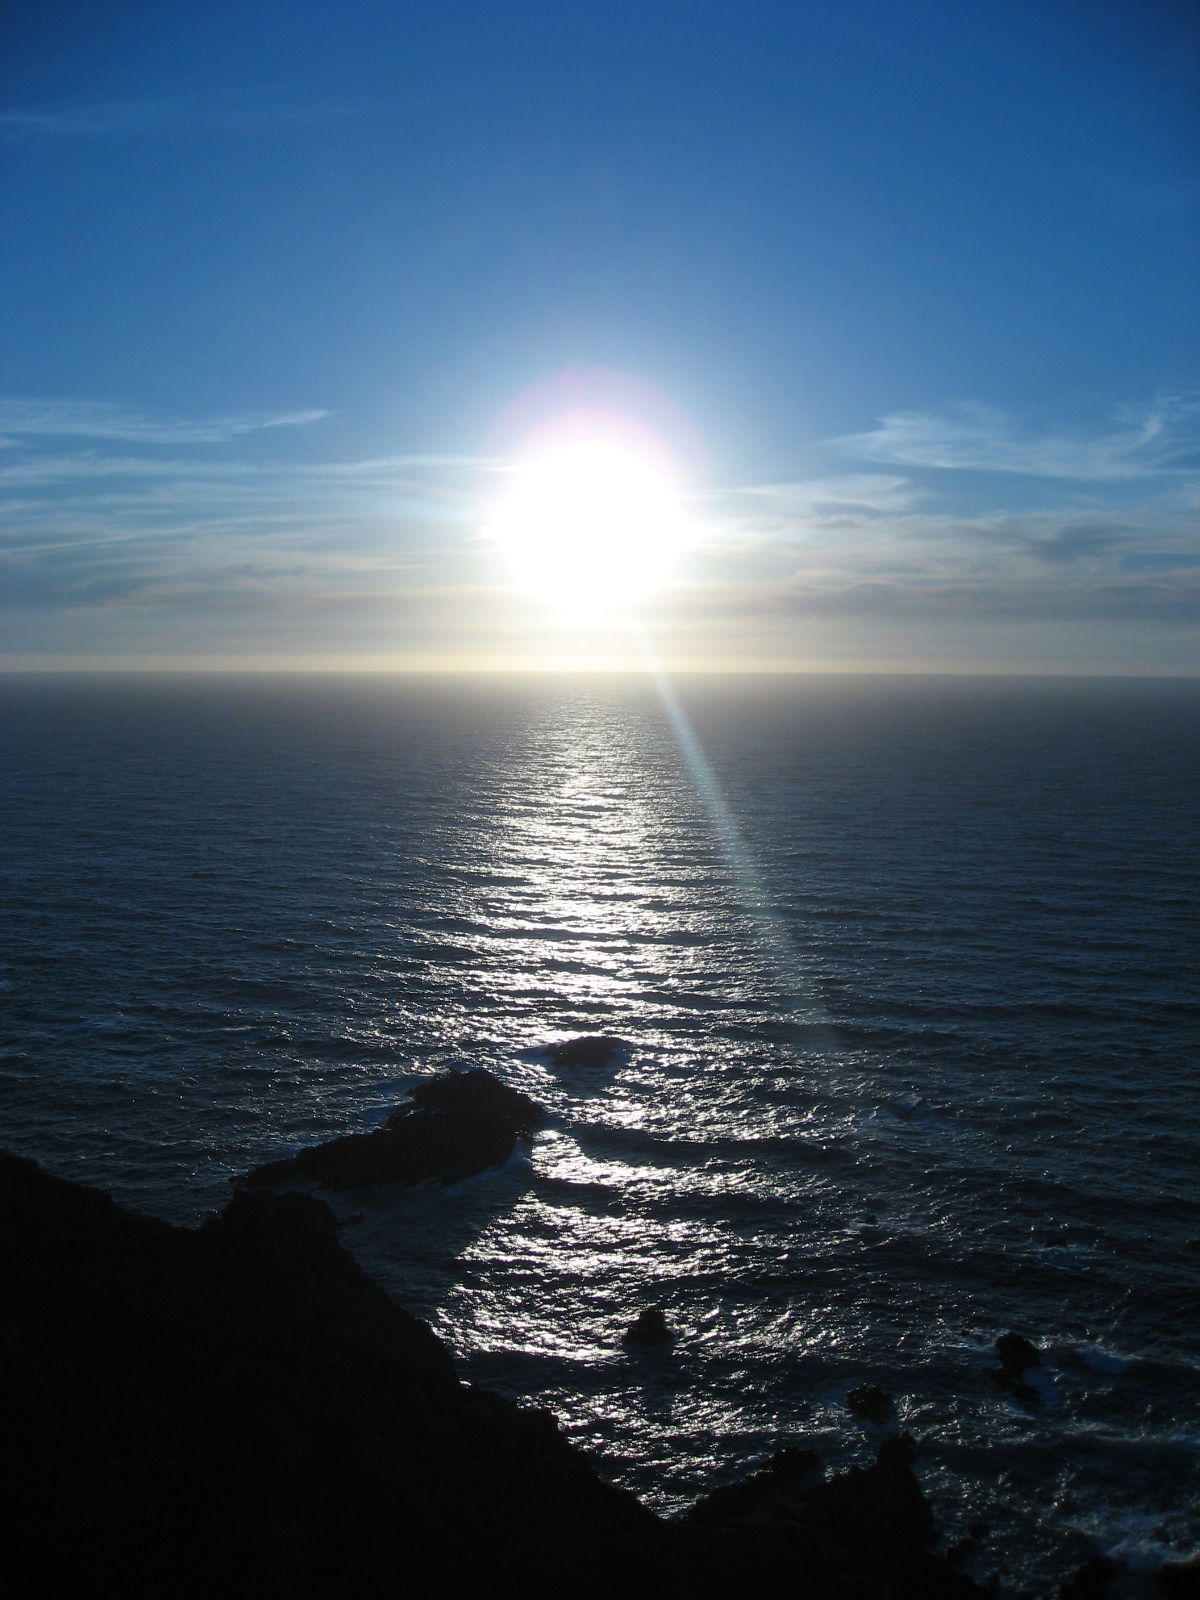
1,1147 -> 991,1598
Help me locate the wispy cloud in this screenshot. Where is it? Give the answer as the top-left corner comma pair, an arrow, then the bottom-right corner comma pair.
0,399 -> 331,446
674,569 -> 1200,625
835,395 -> 1200,481
688,395 -> 1200,648
0,399 -> 492,622
0,96 -> 356,141
2,392 -> 1196,669
724,475 -> 923,515
306,454 -> 505,481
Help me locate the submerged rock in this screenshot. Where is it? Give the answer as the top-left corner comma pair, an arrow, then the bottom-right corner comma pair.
544,1034 -> 626,1069
236,1068 -> 543,1193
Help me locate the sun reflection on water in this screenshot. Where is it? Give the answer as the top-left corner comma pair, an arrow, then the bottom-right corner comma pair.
436,690 -> 768,1034
368,678 -> 855,1516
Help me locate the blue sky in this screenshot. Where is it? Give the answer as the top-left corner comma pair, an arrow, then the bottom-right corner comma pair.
2,0 -> 1197,672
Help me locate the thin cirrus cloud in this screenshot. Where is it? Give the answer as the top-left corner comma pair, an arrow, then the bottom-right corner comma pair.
0,96 -> 356,141
689,397 -> 1200,654
0,399 -> 333,447
673,570 -> 1200,625
720,475 -> 924,517
835,395 -> 1200,481
2,391 -> 1196,668
0,400 -> 495,619
0,443 -> 496,551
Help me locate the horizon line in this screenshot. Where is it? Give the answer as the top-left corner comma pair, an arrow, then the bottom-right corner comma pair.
0,662 -> 1196,682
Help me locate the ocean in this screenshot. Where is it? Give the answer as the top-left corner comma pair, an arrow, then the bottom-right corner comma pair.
2,671 -> 1197,1593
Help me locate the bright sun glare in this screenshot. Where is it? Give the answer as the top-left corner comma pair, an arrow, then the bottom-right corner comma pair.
487,431 -> 689,620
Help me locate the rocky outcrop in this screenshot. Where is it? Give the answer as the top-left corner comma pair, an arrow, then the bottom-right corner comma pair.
687,1438 -> 982,1598
543,1034 -> 626,1068
991,1330 -> 1043,1406
847,1382 -> 897,1424
1,1149 -> 995,1599
623,1306 -> 675,1347
687,1445 -> 823,1527
0,1149 -> 651,1599
236,1068 -> 542,1193
1156,1555 -> 1200,1597
1057,1555 -> 1116,1598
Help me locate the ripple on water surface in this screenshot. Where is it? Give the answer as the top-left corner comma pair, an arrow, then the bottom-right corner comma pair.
1,672 -> 1198,1593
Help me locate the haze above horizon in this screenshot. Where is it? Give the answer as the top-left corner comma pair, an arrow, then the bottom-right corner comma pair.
2,1 -> 1197,676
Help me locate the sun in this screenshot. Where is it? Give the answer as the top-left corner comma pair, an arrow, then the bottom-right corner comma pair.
486,429 -> 688,620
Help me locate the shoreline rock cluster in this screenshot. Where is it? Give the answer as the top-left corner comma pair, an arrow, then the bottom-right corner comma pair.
3,1142 -> 987,1599
5,1066 -> 1190,1598
235,1067 -> 542,1192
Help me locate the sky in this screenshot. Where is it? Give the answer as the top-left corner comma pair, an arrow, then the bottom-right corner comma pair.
1,0 -> 1197,674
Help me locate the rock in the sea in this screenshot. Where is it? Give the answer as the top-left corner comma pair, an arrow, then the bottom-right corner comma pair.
991,1330 -> 1043,1405
623,1306 -> 674,1347
995,1331 -> 1040,1370
544,1034 -> 626,1069
847,1382 -> 896,1424
236,1068 -> 543,1193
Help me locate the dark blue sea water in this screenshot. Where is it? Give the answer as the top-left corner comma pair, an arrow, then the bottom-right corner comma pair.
2,672 -> 1197,1593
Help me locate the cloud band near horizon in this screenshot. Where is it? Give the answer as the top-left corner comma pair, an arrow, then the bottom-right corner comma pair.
1,393 -> 1196,674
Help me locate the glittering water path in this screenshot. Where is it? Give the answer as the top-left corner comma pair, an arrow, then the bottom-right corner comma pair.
2,673 -> 1197,1591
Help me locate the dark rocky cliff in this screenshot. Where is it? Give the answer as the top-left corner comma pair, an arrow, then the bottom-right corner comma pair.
1,1150 -> 985,1598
